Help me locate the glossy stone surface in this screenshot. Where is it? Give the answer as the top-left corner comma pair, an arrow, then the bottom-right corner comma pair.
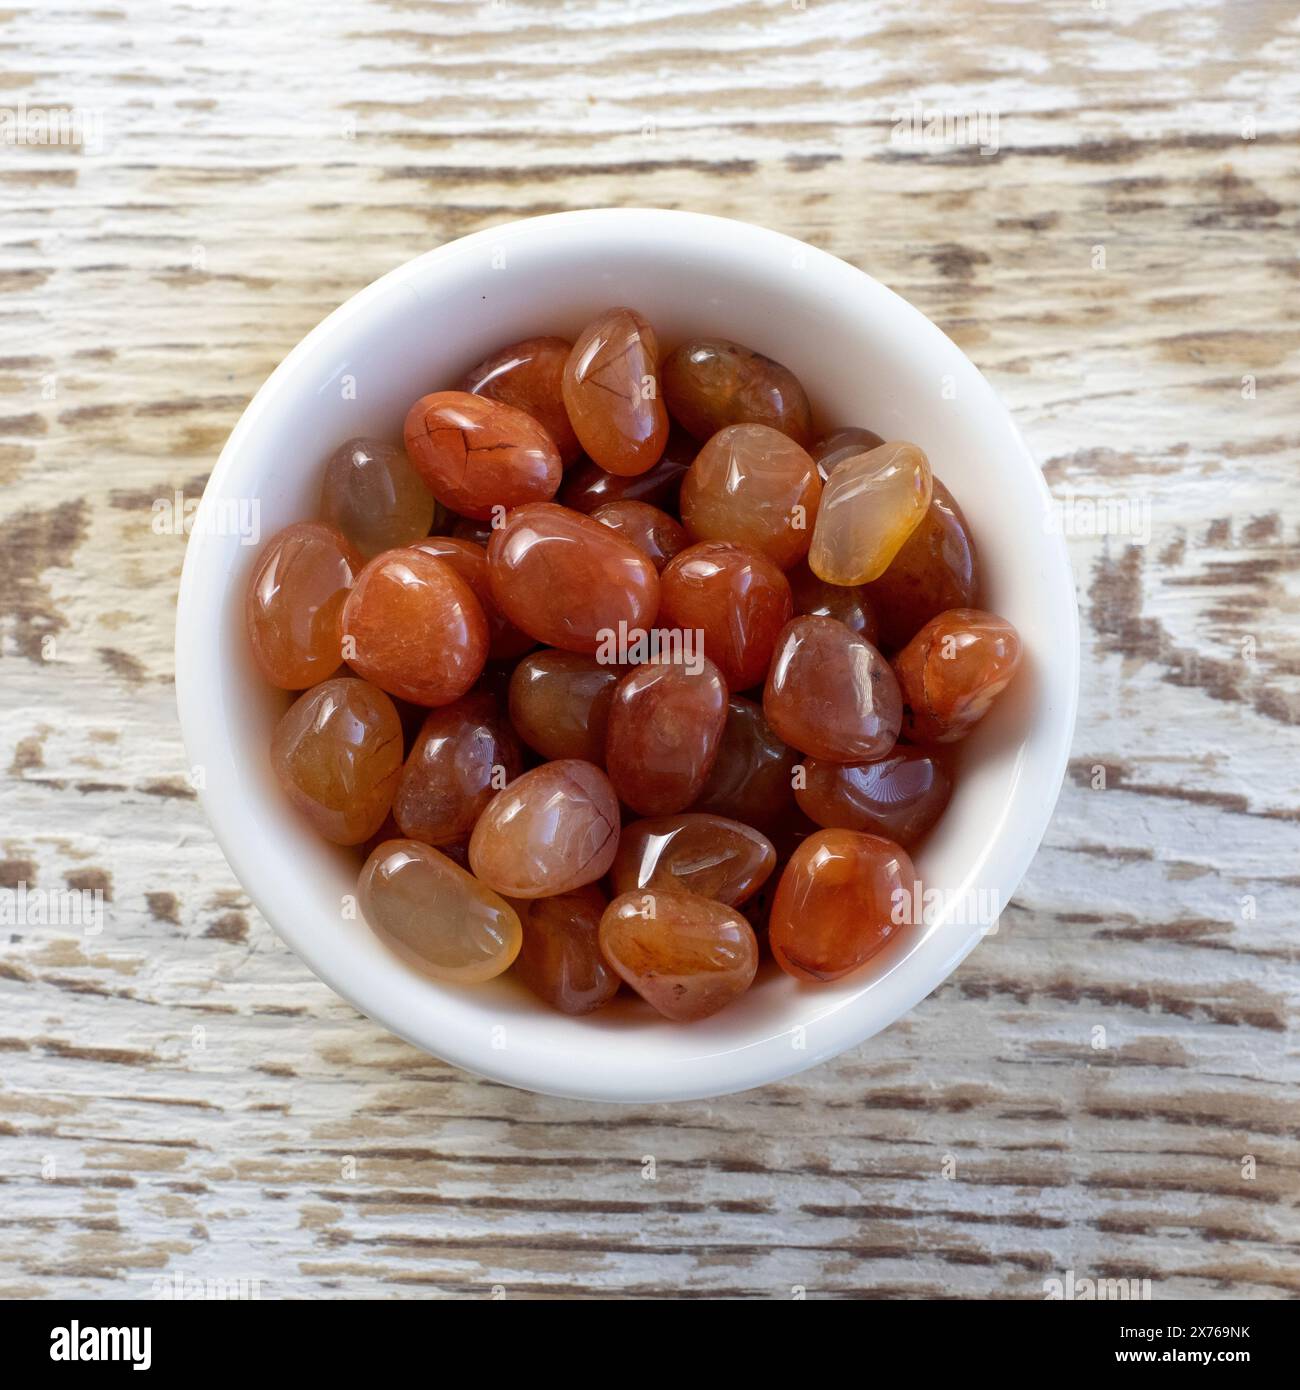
611,813 -> 776,906
809,440 -> 933,585
319,437 -> 437,559
599,890 -> 759,1021
558,426 -> 694,513
507,649 -> 619,763
893,608 -> 1022,743
794,746 -> 952,848
693,695 -> 797,832
393,690 -> 525,846
787,561 -> 880,646
412,536 -> 534,661
270,677 -> 402,844
811,425 -> 885,479
514,883 -> 620,1015
359,838 -> 521,982
864,478 -> 979,650
662,338 -> 813,447
468,759 -> 620,898
342,547 -> 488,706
591,499 -> 689,571
486,503 -> 659,655
679,423 -> 821,570
404,390 -> 561,519
657,541 -> 792,691
769,829 -> 916,982
457,335 -> 581,465
562,307 -> 669,476
246,522 -> 361,690
605,657 -> 728,816
763,615 -> 901,762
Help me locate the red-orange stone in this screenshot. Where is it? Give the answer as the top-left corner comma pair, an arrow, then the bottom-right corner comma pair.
864,478 -> 980,651
271,677 -> 403,844
893,608 -> 1022,743
468,759 -> 620,899
342,547 -> 488,706
514,883 -> 621,1015
559,426 -> 694,513
599,889 -> 759,1021
412,536 -> 534,662
457,335 -> 581,465
591,499 -> 689,571
611,813 -> 776,906
662,338 -> 813,447
605,656 -> 728,816
787,561 -> 880,646
507,649 -> 619,763
246,522 -> 361,690
404,390 -> 561,519
562,307 -> 669,476
693,695 -> 798,832
658,541 -> 792,691
794,747 -> 951,848
764,615 -> 901,763
393,690 -> 524,846
486,503 -> 659,655
769,829 -> 916,982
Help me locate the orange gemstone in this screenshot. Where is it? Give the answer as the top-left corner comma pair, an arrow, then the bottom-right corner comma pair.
611,813 -> 776,906
794,747 -> 951,848
514,883 -> 621,1015
562,308 -> 669,476
457,335 -> 581,465
692,695 -> 797,832
342,547 -> 488,706
787,561 -> 880,646
507,649 -> 619,763
319,437 -> 437,558
893,608 -> 1021,743
559,426 -> 694,513
404,390 -> 561,519
246,522 -> 361,690
598,889 -> 759,1021
662,337 -> 813,446
591,499 -> 689,571
679,423 -> 821,570
468,759 -> 620,898
486,502 -> 659,655
271,677 -> 402,844
809,441 -> 932,585
412,536 -> 534,661
768,829 -> 916,982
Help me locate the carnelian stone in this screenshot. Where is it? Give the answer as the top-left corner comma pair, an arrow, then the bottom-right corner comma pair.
342,547 -> 488,706
486,503 -> 659,655
795,747 -> 951,847
514,883 -> 621,1015
469,759 -> 620,898
359,839 -> 521,982
271,677 -> 402,844
787,561 -> 880,646
457,335 -> 581,465
769,829 -> 916,982
611,813 -> 776,906
809,441 -> 932,585
591,499 -> 688,571
693,695 -> 797,832
562,307 -> 669,476
605,657 -> 728,815
864,478 -> 979,650
763,615 -> 901,762
246,522 -> 361,690
393,690 -> 524,846
412,536 -> 534,661
559,426 -> 694,513
599,890 -> 758,1021
657,541 -> 792,691
404,390 -> 561,519
662,338 -> 813,447
679,423 -> 821,570
507,649 -> 619,763
319,437 -> 437,558
811,426 -> 884,479
893,608 -> 1022,743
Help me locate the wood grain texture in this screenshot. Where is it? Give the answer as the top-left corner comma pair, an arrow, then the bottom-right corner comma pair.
1,0 -> 1298,1300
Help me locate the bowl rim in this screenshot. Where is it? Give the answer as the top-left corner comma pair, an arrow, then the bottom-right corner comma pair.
175,207 -> 1080,1102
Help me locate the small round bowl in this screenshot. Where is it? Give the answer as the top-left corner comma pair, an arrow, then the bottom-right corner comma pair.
176,208 -> 1078,1103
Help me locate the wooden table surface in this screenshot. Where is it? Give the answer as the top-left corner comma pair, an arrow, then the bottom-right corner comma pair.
2,0 -> 1297,1300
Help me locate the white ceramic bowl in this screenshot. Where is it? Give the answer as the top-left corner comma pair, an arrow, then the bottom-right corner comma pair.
175,208 -> 1078,1103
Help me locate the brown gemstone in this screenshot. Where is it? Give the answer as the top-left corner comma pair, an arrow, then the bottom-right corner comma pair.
893,608 -> 1022,743
457,335 -> 581,465
514,883 -> 621,1015
794,747 -> 951,847
507,649 -> 619,763
662,337 -> 813,447
810,425 -> 885,479
591,499 -> 689,571
787,561 -> 880,646
692,695 -> 798,832
412,536 -> 534,661
319,437 -> 437,558
611,813 -> 776,906
558,426 -> 694,513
